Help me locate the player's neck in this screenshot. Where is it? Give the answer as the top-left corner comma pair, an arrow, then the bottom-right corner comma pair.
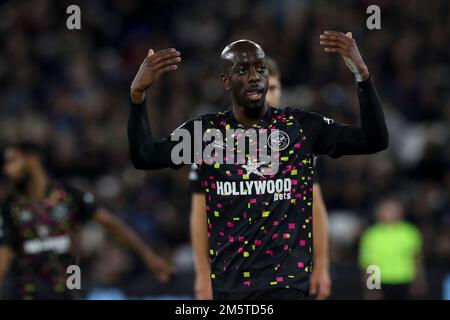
232,103 -> 268,127
24,168 -> 48,200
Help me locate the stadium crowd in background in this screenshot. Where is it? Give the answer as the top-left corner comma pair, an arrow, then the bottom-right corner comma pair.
0,0 -> 448,298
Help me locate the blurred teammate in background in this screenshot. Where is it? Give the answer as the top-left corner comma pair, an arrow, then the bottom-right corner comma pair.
359,196 -> 425,299
0,143 -> 173,299
189,58 -> 331,300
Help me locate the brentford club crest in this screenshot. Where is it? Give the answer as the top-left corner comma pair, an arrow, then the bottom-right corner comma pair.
268,130 -> 290,151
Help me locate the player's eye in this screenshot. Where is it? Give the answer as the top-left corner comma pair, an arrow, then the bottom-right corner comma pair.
258,66 -> 267,73
238,68 -> 246,75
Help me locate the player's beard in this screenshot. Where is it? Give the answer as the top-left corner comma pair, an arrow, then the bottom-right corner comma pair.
244,103 -> 266,119
233,89 -> 267,119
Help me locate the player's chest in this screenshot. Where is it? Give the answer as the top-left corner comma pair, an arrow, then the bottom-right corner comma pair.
10,194 -> 76,238
199,124 -> 313,181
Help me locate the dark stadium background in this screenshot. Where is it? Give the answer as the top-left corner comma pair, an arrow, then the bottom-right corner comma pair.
0,0 -> 448,299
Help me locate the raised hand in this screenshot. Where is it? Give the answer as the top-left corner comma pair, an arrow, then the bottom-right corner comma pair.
130,48 -> 182,103
319,31 -> 369,82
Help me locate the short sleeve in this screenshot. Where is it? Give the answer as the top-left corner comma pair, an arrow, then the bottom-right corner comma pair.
66,186 -> 98,222
313,156 -> 320,184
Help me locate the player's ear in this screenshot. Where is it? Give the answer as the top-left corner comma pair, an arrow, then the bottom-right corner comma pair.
221,74 -> 231,90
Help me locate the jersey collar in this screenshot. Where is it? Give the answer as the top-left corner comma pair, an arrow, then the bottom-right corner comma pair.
226,106 -> 275,129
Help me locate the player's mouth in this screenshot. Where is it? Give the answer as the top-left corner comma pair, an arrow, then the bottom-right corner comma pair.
245,87 -> 263,101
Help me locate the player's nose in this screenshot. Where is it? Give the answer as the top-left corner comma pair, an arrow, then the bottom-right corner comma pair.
248,66 -> 258,82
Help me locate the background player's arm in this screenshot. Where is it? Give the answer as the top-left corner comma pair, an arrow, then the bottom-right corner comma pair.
93,208 -> 174,283
128,48 -> 183,170
190,193 -> 213,300
309,183 -> 331,299
0,246 -> 14,294
0,204 -> 17,297
303,31 -> 389,158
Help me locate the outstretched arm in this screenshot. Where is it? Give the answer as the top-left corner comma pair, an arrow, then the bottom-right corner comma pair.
303,31 -> 388,158
93,208 -> 174,283
128,48 -> 183,169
